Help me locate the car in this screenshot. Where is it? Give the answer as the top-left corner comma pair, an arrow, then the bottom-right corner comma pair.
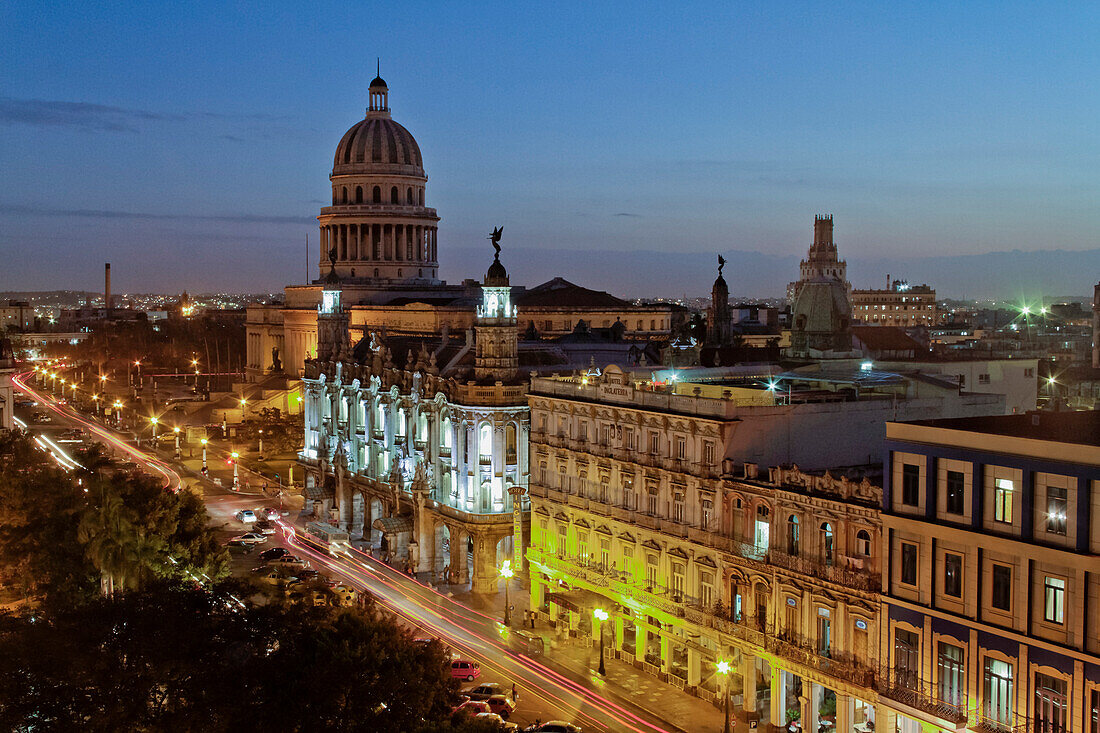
258,547 -> 291,562
262,507 -> 280,520
485,695 -> 516,719
523,723 -> 582,733
330,584 -> 358,606
226,539 -> 255,553
451,660 -> 481,682
32,412 -> 51,423
292,567 -> 320,580
266,554 -> 307,568
476,712 -> 519,730
235,509 -> 257,523
463,683 -> 507,701
253,519 -> 277,535
253,567 -> 292,585
230,532 -> 268,545
452,700 -> 491,716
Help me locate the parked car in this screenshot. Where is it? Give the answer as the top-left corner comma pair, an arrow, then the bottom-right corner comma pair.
476,712 -> 518,730
293,568 -> 320,581
464,683 -> 507,701
264,555 -> 306,570
253,567 -> 289,585
253,519 -> 277,535
485,695 -> 515,719
452,700 -> 490,716
258,547 -> 291,562
523,723 -> 581,733
331,584 -> 358,606
235,509 -> 257,523
226,538 -> 254,553
230,532 -> 268,545
451,660 -> 481,682
32,412 -> 51,423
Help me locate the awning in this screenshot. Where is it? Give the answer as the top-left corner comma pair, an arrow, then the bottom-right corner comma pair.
305,474 -> 336,500
373,515 -> 413,534
546,592 -> 581,613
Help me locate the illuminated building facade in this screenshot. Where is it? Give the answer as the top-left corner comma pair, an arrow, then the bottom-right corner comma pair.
882,412 -> 1100,733
852,280 -> 938,328
298,253 -> 530,594
527,366 -> 888,730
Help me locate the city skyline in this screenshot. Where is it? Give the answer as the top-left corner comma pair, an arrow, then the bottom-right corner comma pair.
3,3 -> 1100,296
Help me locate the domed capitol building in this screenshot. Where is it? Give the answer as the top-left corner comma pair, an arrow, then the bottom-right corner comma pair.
245,76 -> 677,380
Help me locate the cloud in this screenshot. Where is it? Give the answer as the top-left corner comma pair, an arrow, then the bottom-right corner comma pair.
0,203 -> 314,225
0,97 -> 292,134
613,212 -> 642,218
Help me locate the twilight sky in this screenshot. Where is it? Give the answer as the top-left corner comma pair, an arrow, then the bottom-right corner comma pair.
2,2 -> 1099,298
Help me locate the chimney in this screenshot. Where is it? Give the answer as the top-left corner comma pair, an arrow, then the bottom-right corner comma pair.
105,263 -> 111,310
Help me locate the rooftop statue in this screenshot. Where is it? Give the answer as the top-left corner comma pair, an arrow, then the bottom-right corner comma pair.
489,226 -> 503,256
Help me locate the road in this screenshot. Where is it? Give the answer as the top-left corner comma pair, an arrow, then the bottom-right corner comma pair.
13,370 -> 680,733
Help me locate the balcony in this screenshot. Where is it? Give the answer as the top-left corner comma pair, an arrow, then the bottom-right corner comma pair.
874,667 -> 969,728
766,549 -> 880,592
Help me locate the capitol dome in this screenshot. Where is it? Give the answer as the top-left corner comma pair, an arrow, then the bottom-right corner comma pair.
332,117 -> 424,177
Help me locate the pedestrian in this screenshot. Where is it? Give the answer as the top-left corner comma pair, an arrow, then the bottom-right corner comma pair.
443,564 -> 450,584
511,683 -> 518,702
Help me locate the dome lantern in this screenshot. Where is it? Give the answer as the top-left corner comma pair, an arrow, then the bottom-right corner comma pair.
368,59 -> 389,116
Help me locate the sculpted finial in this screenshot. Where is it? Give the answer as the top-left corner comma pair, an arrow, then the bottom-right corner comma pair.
718,254 -> 726,276
489,226 -> 503,257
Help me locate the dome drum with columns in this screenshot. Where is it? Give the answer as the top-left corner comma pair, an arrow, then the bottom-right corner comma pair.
318,76 -> 441,285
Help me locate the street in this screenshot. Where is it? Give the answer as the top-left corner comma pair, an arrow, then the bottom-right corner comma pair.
12,371 -> 687,733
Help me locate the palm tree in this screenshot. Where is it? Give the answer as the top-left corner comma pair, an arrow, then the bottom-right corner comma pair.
78,487 -> 139,595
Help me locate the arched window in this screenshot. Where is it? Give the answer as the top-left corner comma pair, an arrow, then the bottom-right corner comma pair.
373,268 -> 379,277
505,424 -> 517,462
753,504 -> 770,556
341,187 -> 348,204
390,186 -> 399,204
374,402 -> 386,433
441,416 -> 452,449
479,423 -> 492,458
820,522 -> 834,566
355,186 -> 363,204
396,408 -> 407,437
372,186 -> 381,203
406,187 -> 413,204
856,529 -> 872,556
416,412 -> 427,442
332,189 -> 337,205
787,514 -> 800,556
419,189 -> 425,205
418,268 -> 423,277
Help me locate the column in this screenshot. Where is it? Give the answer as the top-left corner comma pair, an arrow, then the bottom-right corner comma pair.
742,653 -> 757,714
799,694 -> 811,732
635,625 -> 647,666
659,635 -> 670,674
351,492 -> 364,538
835,693 -> 851,733
614,615 -> 625,651
362,497 -> 374,546
454,530 -> 468,583
687,648 -> 701,687
769,666 -> 783,730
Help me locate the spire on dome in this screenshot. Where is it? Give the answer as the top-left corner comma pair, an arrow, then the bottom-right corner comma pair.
368,60 -> 389,114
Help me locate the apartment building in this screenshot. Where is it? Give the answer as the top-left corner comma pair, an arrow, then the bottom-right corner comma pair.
883,411 -> 1100,733
852,281 -> 938,328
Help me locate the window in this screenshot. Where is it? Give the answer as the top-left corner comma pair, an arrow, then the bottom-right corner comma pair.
645,555 -> 658,587
817,609 -> 831,656
946,470 -> 966,515
994,479 -> 1014,524
1034,673 -> 1068,733
1025,368 -> 1035,378
673,493 -> 685,523
901,542 -> 918,585
622,476 -> 634,509
543,320 -> 553,332
894,629 -> 919,690
700,571 -> 714,608
1089,688 -> 1099,733
676,437 -> 685,460
983,658 -> 1013,726
622,544 -> 633,572
1046,486 -> 1067,536
701,499 -> 713,528
578,422 -> 587,441
649,433 -> 659,455
978,373 -> 990,385
754,506 -> 770,556
671,563 -> 684,595
556,526 -> 567,558
787,515 -> 800,556
937,642 -> 965,708
704,441 -> 715,465
991,564 -> 1012,611
944,552 -> 963,598
598,538 -> 610,568
856,529 -> 871,556
624,427 -> 635,449
646,486 -> 658,516
577,532 -> 589,562
1044,576 -> 1065,624
600,424 -> 610,446
820,522 -> 834,566
902,463 -> 921,507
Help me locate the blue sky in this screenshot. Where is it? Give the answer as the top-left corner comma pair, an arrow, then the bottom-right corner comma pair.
2,2 -> 1098,296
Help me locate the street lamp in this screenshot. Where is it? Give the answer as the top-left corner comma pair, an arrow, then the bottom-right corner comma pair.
91,394 -> 99,416
500,560 -> 514,626
717,660 -> 731,733
231,451 -> 240,489
593,608 -> 609,675
113,400 -> 123,427
200,437 -> 208,473
150,416 -> 159,444
173,426 -> 181,459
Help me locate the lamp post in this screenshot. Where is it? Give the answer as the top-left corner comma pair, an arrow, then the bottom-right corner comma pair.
500,560 -> 514,626
173,426 -> 181,459
113,400 -> 123,427
92,394 -> 99,416
191,359 -> 199,387
257,429 -> 263,459
717,660 -> 731,733
200,438 -> 208,473
594,608 -> 609,675
150,416 -> 158,446
231,451 -> 240,490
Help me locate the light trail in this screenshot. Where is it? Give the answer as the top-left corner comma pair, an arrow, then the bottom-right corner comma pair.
12,372 -> 183,492
283,525 -> 673,733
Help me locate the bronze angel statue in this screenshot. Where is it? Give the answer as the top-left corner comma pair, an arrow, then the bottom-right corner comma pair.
488,226 -> 503,256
